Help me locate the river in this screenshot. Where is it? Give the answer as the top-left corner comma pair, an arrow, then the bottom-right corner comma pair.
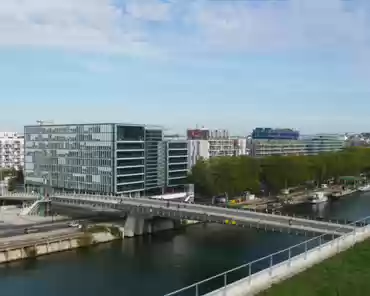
1,191 -> 370,296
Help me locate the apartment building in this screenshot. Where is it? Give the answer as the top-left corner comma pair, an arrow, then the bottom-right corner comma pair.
249,139 -> 307,157
187,128 -> 248,167
0,132 -> 24,170
24,123 -> 189,196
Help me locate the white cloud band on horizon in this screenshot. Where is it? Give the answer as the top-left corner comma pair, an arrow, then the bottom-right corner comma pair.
0,0 -> 369,57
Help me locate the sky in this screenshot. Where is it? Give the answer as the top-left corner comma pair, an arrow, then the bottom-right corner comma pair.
0,0 -> 370,135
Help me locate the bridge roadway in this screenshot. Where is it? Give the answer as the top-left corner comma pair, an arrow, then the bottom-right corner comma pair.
48,194 -> 356,235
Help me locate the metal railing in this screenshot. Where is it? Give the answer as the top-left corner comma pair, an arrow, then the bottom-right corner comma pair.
6,192 -> 360,231
51,194 -> 356,230
163,215 -> 370,296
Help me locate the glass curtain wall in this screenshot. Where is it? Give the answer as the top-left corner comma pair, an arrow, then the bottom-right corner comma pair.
24,124 -> 114,194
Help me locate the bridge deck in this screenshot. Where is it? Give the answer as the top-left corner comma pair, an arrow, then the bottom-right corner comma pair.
51,195 -> 356,235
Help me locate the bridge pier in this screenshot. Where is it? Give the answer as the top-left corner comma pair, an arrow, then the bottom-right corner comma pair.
124,215 -> 178,238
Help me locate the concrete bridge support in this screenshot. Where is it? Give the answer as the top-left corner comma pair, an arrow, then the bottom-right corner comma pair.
123,215 -> 180,238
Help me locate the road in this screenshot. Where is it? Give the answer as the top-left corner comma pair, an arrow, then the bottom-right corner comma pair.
53,195 -> 358,235
0,228 -> 83,250
0,214 -> 129,239
0,221 -> 74,238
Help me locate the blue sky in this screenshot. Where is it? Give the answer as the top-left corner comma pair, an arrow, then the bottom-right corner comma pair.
0,0 -> 369,135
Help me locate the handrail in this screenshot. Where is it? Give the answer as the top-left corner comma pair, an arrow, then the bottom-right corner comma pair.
163,214 -> 370,296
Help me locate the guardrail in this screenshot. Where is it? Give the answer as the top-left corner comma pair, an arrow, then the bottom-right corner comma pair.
2,192 -> 361,224
163,215 -> 370,296
53,195 -> 356,233
0,232 -> 83,252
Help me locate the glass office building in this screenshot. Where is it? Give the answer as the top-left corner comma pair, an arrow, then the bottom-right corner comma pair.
24,123 -> 189,196
304,134 -> 345,155
165,140 -> 189,187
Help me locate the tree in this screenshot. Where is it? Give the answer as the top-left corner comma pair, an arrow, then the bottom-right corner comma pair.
189,147 -> 370,198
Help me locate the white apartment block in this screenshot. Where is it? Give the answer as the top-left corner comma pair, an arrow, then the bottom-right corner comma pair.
187,128 -> 248,168
0,132 -> 24,170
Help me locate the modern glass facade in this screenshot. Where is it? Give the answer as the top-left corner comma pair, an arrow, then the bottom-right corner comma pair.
166,140 -> 189,187
304,134 -> 345,155
25,123 -> 190,196
145,128 -> 166,191
115,125 -> 145,194
24,124 -> 114,193
252,128 -> 299,140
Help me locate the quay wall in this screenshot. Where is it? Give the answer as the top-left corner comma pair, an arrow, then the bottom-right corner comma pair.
0,229 -> 123,264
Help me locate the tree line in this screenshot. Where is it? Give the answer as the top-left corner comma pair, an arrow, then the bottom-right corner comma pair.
188,147 -> 370,198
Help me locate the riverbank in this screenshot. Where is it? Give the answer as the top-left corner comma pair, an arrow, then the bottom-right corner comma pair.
230,186 -> 360,213
259,238 -> 370,296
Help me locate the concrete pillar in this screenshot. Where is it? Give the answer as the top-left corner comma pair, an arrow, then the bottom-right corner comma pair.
124,215 -> 147,237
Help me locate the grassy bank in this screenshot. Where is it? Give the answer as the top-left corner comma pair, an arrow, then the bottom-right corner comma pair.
259,239 -> 370,296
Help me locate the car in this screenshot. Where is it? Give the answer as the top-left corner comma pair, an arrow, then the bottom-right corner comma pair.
24,228 -> 38,234
68,221 -> 81,228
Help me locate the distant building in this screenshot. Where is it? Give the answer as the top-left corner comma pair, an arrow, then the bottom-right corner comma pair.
248,139 -> 307,157
187,128 -> 248,167
251,128 -> 299,140
304,134 -> 345,155
24,123 -> 189,196
0,132 -> 24,170
249,130 -> 345,157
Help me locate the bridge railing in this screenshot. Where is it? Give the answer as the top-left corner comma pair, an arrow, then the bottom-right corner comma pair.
51,193 -> 355,227
5,192 -> 356,226
163,214 -> 370,296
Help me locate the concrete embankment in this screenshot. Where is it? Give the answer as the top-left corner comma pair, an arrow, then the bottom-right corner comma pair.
0,227 -> 123,264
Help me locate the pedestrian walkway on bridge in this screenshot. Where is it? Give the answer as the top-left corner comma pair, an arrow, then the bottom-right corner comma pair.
48,193 -> 357,235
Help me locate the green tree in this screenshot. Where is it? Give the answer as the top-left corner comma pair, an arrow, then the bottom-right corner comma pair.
189,147 -> 370,199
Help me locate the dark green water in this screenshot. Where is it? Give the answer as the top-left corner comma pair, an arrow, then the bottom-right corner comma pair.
1,191 -> 370,296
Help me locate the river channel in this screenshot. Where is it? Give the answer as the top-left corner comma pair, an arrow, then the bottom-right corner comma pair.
1,191 -> 370,296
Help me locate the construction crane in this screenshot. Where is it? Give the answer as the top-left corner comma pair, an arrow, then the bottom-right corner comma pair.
36,120 -> 54,126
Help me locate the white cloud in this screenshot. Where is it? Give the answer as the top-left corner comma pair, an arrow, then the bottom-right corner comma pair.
0,0 -> 158,56
125,0 -> 172,21
0,0 -> 369,57
188,0 -> 370,53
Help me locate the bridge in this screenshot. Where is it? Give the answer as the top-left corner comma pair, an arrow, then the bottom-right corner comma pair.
1,192 -> 356,236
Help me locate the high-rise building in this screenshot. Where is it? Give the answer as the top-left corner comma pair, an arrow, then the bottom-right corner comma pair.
24,123 -> 189,196
0,132 -> 24,170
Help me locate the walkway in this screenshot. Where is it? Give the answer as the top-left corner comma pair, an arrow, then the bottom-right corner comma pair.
49,194 -> 356,235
